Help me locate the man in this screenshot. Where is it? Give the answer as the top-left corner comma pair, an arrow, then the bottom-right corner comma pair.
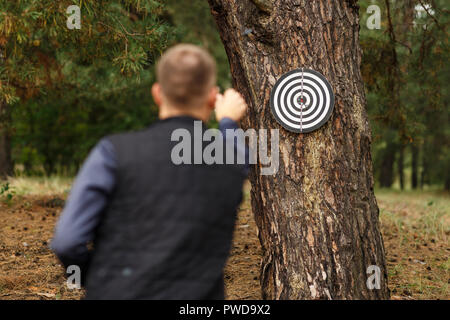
52,44 -> 249,299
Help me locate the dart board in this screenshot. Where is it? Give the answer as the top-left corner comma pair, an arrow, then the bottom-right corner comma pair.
270,68 -> 334,133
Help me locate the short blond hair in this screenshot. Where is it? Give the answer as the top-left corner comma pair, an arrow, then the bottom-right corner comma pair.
156,44 -> 217,107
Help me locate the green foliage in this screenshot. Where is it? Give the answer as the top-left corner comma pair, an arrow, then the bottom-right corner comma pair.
163,0 -> 231,90
360,0 -> 449,189
0,0 -> 176,94
0,182 -> 15,204
2,0 -> 231,176
1,0 -> 179,175
2,0 -> 448,190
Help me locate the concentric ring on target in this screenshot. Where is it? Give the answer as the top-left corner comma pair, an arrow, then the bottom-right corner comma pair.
270,68 -> 334,133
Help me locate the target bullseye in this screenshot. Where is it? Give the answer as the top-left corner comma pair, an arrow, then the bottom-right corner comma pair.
270,68 -> 334,133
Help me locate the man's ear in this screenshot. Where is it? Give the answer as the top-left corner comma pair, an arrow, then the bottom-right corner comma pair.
207,86 -> 219,109
151,83 -> 162,107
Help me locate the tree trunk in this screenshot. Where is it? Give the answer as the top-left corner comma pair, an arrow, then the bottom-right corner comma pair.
0,100 -> 13,179
411,144 -> 418,189
420,143 -> 429,189
379,142 -> 396,188
208,0 -> 388,299
397,145 -> 404,190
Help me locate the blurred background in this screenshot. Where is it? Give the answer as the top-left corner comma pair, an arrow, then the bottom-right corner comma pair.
0,0 -> 448,191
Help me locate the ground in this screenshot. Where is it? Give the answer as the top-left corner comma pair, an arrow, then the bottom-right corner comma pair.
0,178 -> 448,300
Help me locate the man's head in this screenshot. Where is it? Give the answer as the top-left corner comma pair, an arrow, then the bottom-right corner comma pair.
152,44 -> 218,121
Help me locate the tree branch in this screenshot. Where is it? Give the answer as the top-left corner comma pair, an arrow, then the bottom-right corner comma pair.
417,0 -> 442,29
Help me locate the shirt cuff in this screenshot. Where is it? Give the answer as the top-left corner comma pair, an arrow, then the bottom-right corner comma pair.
218,118 -> 239,131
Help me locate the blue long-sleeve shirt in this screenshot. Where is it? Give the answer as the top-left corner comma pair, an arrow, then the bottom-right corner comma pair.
51,117 -> 248,269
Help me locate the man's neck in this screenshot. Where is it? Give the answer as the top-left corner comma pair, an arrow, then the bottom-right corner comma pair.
158,104 -> 210,122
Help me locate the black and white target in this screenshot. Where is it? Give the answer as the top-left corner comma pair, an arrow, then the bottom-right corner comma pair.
270,68 -> 334,133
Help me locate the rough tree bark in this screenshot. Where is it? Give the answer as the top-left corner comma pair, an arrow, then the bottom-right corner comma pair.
208,0 -> 389,299
0,100 -> 13,179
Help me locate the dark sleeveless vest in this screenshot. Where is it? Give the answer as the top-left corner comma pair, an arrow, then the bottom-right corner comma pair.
85,116 -> 245,299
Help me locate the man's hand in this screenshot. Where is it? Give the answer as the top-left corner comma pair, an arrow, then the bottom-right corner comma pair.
215,88 -> 248,122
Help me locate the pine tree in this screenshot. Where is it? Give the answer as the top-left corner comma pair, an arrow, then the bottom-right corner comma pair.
0,0 -> 176,177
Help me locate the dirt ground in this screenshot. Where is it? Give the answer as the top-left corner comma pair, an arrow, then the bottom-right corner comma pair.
0,188 -> 448,300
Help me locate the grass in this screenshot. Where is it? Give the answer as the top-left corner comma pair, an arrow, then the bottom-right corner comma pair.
377,189 -> 449,241
376,189 -> 449,299
3,176 -> 72,196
